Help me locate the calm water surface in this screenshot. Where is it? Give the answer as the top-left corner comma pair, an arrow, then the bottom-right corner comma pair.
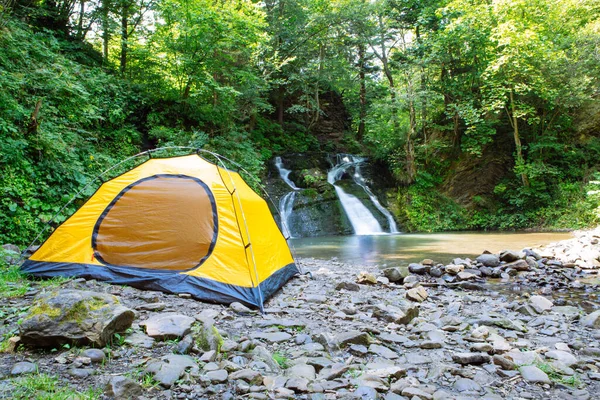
290,232 -> 574,266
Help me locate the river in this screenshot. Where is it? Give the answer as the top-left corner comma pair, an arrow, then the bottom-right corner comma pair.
289,231 -> 574,266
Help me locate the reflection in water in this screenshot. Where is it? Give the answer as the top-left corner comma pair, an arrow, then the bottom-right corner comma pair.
290,232 -> 574,266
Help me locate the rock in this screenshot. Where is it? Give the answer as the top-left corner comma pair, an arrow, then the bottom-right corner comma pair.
285,377 -> 310,393
230,302 -> 257,315
10,362 -> 37,376
383,267 -> 409,283
125,332 -> 155,349
353,386 -> 378,399
470,343 -> 493,353
504,259 -> 529,271
305,294 -> 327,303
174,334 -> 194,354
429,267 -> 443,277
356,272 -> 377,285
205,369 -> 228,383
19,289 -> 134,347
529,295 -> 553,313
372,304 -> 419,325
104,376 -> 143,399
457,271 -> 477,281
581,310 -> 600,328
334,331 -> 375,347
250,332 -> 291,343
4,336 -> 21,353
492,355 -> 516,370
454,378 -> 481,392
476,254 -> 500,267
68,368 -> 93,378
445,264 -> 464,275
136,302 -> 166,311
230,369 -> 263,384
255,319 -> 306,329
519,365 -> 551,384
452,353 -> 491,365
408,263 -> 430,275
505,350 -> 542,366
421,259 -> 434,265
368,344 -> 399,359
336,282 -> 360,291
401,386 -> 433,400
146,354 -> 198,388
545,350 -> 577,366
81,348 -> 106,363
288,364 -> 316,380
500,250 -> 521,262
2,243 -> 20,254
523,249 -> 541,260
140,313 -> 195,340
406,286 -> 428,302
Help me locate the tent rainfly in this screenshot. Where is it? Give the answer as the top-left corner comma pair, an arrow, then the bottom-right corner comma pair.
21,153 -> 299,310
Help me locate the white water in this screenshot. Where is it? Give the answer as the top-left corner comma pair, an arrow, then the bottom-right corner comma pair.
275,156 -> 299,190
327,155 -> 384,235
274,156 -> 299,238
353,162 -> 399,233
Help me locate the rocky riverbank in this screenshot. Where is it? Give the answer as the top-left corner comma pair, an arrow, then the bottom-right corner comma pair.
0,229 -> 599,399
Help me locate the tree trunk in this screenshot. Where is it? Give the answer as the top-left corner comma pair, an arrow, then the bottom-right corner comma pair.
357,42 -> 366,141
102,0 -> 110,61
509,89 -> 529,187
120,2 -> 128,74
76,0 -> 85,39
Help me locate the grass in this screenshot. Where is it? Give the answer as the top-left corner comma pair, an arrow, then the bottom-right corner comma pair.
272,351 -> 290,369
10,372 -> 101,399
528,362 -> 583,387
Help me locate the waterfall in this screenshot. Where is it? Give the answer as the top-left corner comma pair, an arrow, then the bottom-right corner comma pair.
328,155 -> 384,235
353,161 -> 399,233
274,156 -> 299,238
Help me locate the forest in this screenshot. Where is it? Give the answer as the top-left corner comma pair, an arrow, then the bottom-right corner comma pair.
1,0 -> 600,246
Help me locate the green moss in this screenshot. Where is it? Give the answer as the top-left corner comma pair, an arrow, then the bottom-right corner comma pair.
63,297 -> 108,323
25,302 -> 61,320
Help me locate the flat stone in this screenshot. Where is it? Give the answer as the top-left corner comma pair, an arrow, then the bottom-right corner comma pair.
10,362 -> 37,376
452,352 -> 490,365
255,319 -> 306,329
145,354 -> 198,388
104,376 -> 143,399
335,282 -> 360,291
401,386 -> 433,400
582,310 -> 600,328
229,369 -> 263,384
454,377 -> 481,392
79,348 -> 104,364
471,343 -> 493,353
230,302 -> 257,315
353,386 -> 378,399
457,271 -> 477,281
136,302 -> 166,311
520,365 -> 551,384
445,264 -> 464,275
68,368 -> 93,378
305,294 -> 327,303
250,332 -> 292,343
334,331 -> 374,347
545,350 -> 577,366
505,350 -> 542,366
287,364 -> 316,380
356,272 -> 378,284
124,332 -> 155,349
140,313 -> 195,340
285,377 -> 310,392
205,369 -> 228,383
504,259 -> 529,271
406,286 -> 428,302
372,304 -> 419,325
500,250 -> 521,262
366,363 -> 406,379
368,344 -> 399,359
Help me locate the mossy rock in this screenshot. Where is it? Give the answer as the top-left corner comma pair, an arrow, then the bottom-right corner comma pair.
19,289 -> 134,347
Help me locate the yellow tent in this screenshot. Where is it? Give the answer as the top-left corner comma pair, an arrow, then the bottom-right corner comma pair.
22,153 -> 298,309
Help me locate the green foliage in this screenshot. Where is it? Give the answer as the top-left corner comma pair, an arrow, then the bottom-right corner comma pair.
11,372 -> 101,399
272,351 -> 290,369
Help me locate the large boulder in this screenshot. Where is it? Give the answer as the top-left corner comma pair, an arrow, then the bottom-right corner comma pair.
19,289 -> 134,347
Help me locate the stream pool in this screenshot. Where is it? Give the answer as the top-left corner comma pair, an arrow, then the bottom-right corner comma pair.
289,231 -> 574,266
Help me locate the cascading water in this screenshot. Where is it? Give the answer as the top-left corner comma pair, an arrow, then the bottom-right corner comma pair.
274,157 -> 299,238
328,155 -> 384,235
353,161 -> 399,233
